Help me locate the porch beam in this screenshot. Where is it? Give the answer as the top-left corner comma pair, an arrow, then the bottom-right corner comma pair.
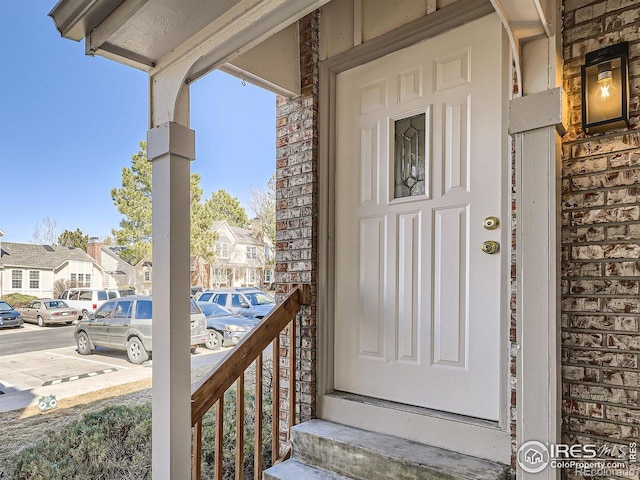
148,121 -> 195,480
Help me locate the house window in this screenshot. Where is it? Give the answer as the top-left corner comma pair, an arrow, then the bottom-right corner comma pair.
217,242 -> 230,259
144,271 -> 152,282
264,269 -> 273,283
246,268 -> 256,285
213,268 -> 227,285
70,272 -> 91,287
29,271 -> 40,289
246,246 -> 257,260
11,270 -> 23,289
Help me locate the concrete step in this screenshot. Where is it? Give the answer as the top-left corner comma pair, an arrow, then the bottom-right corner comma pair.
264,459 -> 352,480
288,419 -> 510,480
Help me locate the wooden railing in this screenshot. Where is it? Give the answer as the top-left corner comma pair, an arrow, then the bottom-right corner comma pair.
191,284 -> 310,480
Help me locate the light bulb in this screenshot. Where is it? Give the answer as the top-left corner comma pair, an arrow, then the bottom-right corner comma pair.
596,64 -> 615,103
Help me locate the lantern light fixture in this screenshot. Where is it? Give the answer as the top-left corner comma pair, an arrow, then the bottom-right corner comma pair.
581,42 -> 630,134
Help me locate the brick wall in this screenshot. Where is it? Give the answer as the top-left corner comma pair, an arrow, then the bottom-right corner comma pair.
274,12 -> 319,445
561,1 -> 640,476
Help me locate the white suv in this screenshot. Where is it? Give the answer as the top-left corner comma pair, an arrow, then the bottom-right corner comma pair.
59,288 -> 120,320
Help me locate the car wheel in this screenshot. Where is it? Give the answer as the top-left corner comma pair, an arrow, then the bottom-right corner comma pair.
205,330 -> 223,351
190,346 -> 198,354
77,331 -> 92,355
81,310 -> 89,320
37,316 -> 45,328
126,336 -> 149,364
66,321 -> 73,325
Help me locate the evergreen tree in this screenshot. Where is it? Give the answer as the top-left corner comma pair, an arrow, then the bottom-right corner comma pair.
209,189 -> 249,227
111,141 -> 217,265
58,229 -> 89,250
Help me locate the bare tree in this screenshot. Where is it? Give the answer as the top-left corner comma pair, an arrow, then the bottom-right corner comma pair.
248,174 -> 276,247
32,216 -> 58,245
53,279 -> 69,299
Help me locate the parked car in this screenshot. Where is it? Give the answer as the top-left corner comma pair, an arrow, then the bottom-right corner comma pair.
197,287 -> 276,319
19,299 -> 78,327
74,296 -> 208,364
198,301 -> 259,350
0,301 -> 23,329
59,288 -> 120,320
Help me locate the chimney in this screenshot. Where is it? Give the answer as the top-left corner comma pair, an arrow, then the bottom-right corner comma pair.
87,237 -> 102,264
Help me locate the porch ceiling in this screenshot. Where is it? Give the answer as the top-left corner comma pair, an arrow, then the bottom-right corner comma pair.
49,0 -> 329,94
49,0 -> 552,96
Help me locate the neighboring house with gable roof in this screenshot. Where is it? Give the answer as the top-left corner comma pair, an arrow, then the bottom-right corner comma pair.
196,220 -> 274,289
0,241 -> 115,298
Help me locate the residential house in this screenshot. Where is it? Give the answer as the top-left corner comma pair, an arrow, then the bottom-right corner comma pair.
133,255 -> 153,296
86,237 -> 137,291
206,220 -> 274,288
0,240 -> 113,298
49,1 -> 640,479
85,237 -> 153,294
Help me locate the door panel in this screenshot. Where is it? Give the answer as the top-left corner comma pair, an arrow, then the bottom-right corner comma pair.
334,14 -> 504,421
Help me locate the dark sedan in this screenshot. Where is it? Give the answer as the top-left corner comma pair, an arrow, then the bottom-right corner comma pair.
0,301 -> 23,328
198,301 -> 259,350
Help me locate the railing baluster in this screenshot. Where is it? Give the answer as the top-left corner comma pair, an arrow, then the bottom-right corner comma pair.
189,285 -> 310,478
192,419 -> 202,480
254,354 -> 263,480
236,373 -> 245,480
272,334 -> 280,463
215,398 -> 223,480
289,319 -> 296,434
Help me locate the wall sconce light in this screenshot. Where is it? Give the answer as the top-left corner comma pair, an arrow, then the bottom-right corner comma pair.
581,42 -> 630,134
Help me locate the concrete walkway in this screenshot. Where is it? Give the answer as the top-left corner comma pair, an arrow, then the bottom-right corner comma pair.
0,345 -> 229,414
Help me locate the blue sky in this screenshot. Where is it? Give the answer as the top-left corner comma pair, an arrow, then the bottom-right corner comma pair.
0,3 -> 276,245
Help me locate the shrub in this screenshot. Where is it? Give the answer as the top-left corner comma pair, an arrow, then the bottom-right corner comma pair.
1,293 -> 38,308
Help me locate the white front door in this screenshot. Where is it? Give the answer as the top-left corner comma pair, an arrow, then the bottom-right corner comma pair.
334,14 -> 505,421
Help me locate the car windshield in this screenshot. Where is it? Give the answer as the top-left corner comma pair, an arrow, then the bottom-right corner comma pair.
198,302 -> 231,317
44,300 -> 69,309
0,301 -> 13,310
245,292 -> 275,306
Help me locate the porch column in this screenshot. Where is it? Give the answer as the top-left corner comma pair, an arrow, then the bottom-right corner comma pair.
148,121 -> 195,480
510,85 -> 563,479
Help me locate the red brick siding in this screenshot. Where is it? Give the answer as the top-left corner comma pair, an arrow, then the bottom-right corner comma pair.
274,12 -> 319,447
562,1 -> 640,475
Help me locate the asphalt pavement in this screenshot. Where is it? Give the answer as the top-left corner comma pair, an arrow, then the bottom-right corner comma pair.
0,324 -> 230,413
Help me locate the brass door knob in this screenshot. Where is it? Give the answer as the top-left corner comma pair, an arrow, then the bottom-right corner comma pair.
483,216 -> 500,230
481,240 -> 500,254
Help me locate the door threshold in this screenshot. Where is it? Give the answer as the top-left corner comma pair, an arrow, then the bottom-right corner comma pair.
327,390 -> 499,430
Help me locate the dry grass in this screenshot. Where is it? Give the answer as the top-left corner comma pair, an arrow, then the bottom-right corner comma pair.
0,379 -> 153,478
0,366 -> 216,478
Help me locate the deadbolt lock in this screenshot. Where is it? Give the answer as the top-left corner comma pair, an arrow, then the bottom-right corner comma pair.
481,240 -> 500,254
483,216 -> 500,230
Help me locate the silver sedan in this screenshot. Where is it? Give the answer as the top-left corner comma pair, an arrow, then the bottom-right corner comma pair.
19,299 -> 78,327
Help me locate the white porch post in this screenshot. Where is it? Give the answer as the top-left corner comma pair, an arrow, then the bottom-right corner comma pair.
148,121 -> 195,480
510,86 -> 564,480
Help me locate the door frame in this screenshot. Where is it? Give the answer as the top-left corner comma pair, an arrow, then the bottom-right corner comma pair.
317,0 -> 546,465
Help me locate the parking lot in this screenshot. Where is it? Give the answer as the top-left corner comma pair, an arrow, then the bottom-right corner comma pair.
0,323 -> 229,413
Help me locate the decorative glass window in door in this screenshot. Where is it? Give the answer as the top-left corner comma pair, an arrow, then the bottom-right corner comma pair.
394,113 -> 426,198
